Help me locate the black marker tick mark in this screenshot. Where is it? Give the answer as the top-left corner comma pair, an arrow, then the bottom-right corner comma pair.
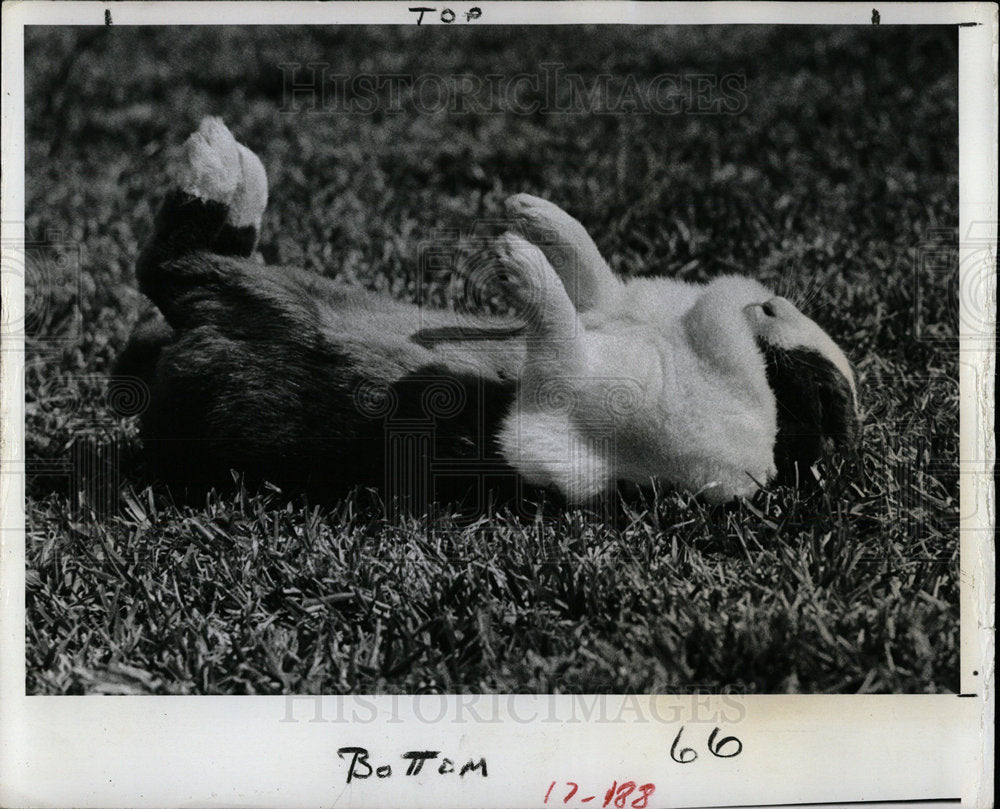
871,8 -> 880,24
105,8 -> 112,25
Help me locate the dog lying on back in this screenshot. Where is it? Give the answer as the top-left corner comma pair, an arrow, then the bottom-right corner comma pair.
115,117 -> 859,508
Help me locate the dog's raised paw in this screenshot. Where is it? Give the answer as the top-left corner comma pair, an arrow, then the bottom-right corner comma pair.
494,232 -> 579,340
493,232 -> 552,294
503,193 -> 619,313
171,116 -> 242,205
504,193 -> 585,239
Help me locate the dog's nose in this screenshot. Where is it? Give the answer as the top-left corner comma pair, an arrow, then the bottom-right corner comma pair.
745,300 -> 777,320
761,296 -> 796,318
744,297 -> 795,328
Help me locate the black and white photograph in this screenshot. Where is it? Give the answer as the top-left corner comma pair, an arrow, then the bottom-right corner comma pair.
0,3 -> 994,807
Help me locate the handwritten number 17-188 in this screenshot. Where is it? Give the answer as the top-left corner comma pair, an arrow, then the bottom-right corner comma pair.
543,780 -> 655,808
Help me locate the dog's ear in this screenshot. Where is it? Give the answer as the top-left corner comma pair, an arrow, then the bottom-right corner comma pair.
759,343 -> 861,484
505,194 -> 620,313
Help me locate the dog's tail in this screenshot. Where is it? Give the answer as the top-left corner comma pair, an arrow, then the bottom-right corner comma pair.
135,117 -> 268,300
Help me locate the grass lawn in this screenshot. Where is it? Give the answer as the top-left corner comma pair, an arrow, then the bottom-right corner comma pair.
22,25 -> 959,694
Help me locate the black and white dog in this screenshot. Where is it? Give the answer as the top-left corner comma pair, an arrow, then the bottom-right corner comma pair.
116,118 -> 859,507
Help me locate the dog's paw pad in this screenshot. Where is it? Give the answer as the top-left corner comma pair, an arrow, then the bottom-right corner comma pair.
172,116 -> 241,204
493,232 -> 550,288
494,232 -> 581,338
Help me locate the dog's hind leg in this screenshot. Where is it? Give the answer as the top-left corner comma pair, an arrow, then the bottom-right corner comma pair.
136,118 -> 268,300
133,118 -> 283,333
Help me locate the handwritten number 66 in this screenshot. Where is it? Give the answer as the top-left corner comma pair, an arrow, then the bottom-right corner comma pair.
670,726 -> 743,764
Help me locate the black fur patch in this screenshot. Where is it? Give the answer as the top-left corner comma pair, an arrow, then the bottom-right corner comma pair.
213,223 -> 259,258
136,191 -> 230,304
757,340 -> 859,485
